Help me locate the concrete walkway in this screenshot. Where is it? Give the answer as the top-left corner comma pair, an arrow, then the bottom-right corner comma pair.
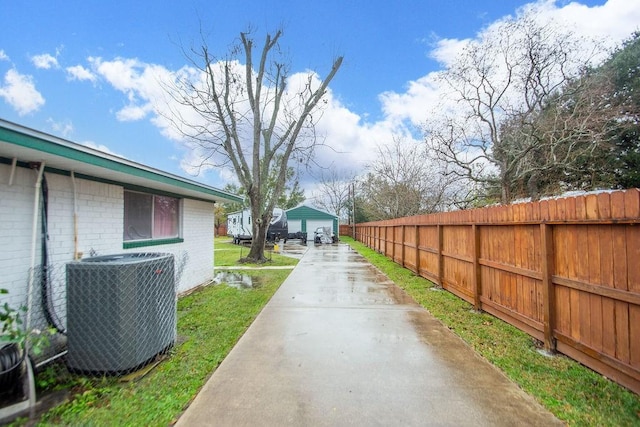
176,243 -> 561,426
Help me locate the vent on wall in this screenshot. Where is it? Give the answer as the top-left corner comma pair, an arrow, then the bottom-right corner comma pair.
66,253 -> 176,375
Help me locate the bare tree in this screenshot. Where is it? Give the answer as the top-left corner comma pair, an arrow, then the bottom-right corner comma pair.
424,12 -> 609,203
359,136 -> 453,220
311,168 -> 355,222
166,30 -> 342,261
497,71 -> 618,198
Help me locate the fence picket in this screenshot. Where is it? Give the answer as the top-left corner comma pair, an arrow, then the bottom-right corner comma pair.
624,189 -> 639,218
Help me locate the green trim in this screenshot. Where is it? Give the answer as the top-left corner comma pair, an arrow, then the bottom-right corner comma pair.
287,205 -> 337,220
123,238 -> 184,249
0,121 -> 242,203
0,157 -> 218,204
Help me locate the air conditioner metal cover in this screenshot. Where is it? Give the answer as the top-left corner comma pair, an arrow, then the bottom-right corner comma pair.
66,253 -> 176,375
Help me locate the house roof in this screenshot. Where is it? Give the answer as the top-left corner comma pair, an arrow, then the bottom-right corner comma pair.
0,119 -> 242,204
286,204 -> 338,220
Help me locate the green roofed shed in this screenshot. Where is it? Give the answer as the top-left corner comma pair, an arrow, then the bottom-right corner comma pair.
285,204 -> 338,241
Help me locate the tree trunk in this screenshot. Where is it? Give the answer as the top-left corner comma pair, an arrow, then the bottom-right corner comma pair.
500,169 -> 511,204
527,172 -> 540,201
247,224 -> 267,262
245,205 -> 269,262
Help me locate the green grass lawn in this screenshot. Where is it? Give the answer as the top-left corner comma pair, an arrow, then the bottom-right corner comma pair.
341,236 -> 640,427
214,236 -> 297,267
14,239 -> 297,426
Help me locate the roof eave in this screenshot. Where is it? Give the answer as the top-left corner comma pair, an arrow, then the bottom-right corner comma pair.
0,119 -> 242,204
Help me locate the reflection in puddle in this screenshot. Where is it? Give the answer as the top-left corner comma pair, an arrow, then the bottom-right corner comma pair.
214,271 -> 260,289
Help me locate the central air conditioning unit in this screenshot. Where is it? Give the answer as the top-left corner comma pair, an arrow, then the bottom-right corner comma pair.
66,253 -> 176,374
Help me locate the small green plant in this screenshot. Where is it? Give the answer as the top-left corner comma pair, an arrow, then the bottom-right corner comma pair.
1,288 -> 54,356
35,364 -> 77,392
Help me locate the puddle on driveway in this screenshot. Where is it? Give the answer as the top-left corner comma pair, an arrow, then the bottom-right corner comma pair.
276,242 -> 308,259
214,271 -> 261,289
289,243 -> 419,307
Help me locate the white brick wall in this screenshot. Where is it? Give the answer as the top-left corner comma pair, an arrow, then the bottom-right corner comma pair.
175,198 -> 215,293
47,174 -> 124,266
0,163 -> 216,310
0,165 -> 38,308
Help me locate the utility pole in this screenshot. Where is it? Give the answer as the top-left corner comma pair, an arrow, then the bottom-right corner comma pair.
351,183 -> 356,239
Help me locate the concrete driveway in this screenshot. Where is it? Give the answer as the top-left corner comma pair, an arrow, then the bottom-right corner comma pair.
176,243 -> 561,426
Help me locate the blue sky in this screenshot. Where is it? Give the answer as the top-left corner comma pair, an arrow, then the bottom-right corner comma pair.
1,0 -> 639,196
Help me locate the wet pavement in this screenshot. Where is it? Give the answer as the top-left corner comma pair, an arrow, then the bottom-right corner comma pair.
276,240 -> 310,259
176,243 -> 562,426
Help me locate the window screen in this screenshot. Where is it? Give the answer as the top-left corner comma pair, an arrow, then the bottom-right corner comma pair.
124,191 -> 180,241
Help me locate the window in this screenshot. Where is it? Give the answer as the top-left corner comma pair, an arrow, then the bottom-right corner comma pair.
124,191 -> 181,242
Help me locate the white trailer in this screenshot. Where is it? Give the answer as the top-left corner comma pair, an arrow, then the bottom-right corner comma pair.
227,210 -> 252,243
227,208 -> 288,244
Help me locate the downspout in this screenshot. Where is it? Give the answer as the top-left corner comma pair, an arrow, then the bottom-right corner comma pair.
8,157 -> 17,185
25,162 -> 46,350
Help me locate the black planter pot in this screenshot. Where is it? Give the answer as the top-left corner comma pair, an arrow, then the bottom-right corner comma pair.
0,342 -> 24,398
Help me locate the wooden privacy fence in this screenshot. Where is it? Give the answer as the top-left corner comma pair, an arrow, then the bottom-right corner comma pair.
339,224 -> 354,237
354,189 -> 640,394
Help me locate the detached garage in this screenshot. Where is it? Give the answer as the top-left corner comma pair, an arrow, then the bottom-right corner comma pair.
286,204 -> 338,241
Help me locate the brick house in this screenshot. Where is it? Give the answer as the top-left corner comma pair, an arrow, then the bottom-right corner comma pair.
0,119 -> 241,322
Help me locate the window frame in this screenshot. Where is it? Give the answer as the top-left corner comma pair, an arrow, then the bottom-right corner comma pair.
123,189 -> 183,249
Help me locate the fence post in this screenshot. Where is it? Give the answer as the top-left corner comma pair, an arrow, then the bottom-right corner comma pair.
415,225 -> 420,276
401,225 -> 406,267
437,224 -> 444,288
370,226 -> 373,249
541,223 -> 556,352
472,224 -> 482,311
391,226 -> 396,262
384,226 -> 388,256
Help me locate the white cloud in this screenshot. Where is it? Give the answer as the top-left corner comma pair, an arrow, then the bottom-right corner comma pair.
430,38 -> 471,67
312,92 -> 410,175
531,0 -> 640,49
379,72 -> 444,127
0,50 -> 8,61
81,141 -> 126,158
66,65 -> 97,82
90,56 -> 141,92
88,56 -> 175,123
0,69 -> 45,115
379,0 -> 640,128
46,118 -> 74,137
116,103 -> 153,121
31,53 -> 59,69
